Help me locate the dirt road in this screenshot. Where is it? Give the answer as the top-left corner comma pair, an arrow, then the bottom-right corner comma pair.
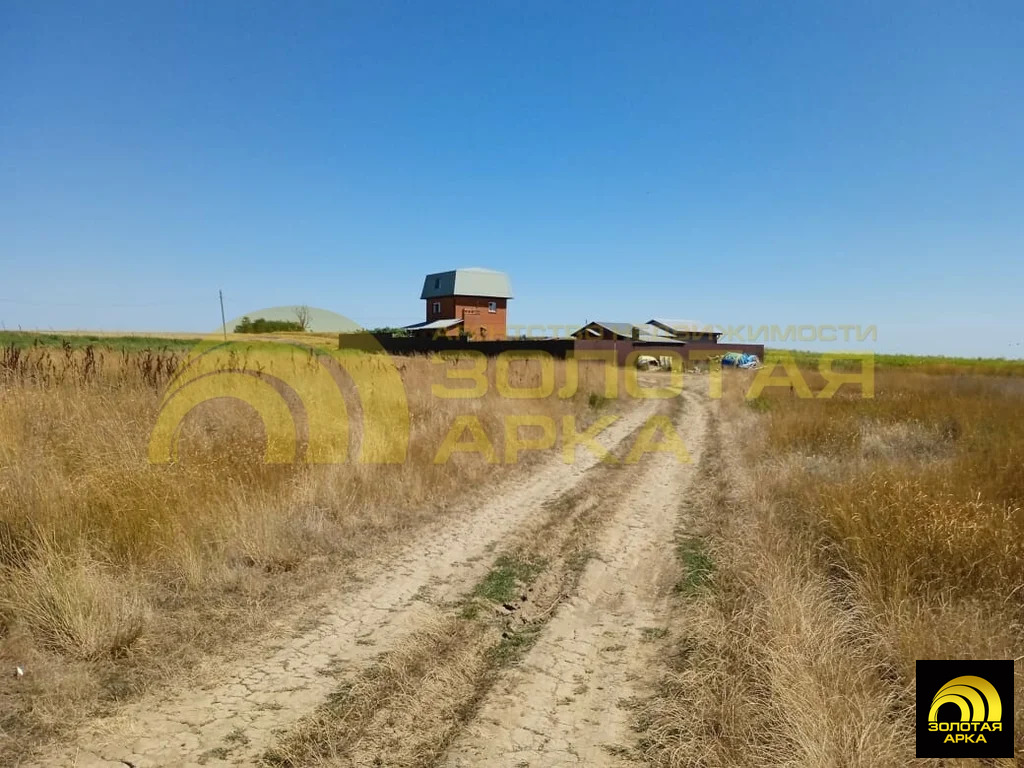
35,399 -> 666,768
37,377 -> 709,768
443,389 -> 706,767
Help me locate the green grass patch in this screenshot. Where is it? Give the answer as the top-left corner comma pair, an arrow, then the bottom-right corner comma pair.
675,536 -> 714,595
472,554 -> 545,605
766,348 -> 1024,376
746,396 -> 772,412
639,626 -> 669,642
488,625 -> 543,666
0,331 -> 197,352
466,552 -> 549,666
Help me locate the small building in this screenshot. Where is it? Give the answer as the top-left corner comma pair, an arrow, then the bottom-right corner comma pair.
571,321 -> 686,344
405,267 -> 513,339
568,319 -> 762,366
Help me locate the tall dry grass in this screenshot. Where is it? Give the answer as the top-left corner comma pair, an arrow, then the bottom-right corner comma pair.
640,369 -> 1023,766
0,340 -> 616,759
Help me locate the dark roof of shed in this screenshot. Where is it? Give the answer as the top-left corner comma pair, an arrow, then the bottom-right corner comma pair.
573,321 -> 685,344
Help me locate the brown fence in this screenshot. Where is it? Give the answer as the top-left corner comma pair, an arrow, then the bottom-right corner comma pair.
365,335 -> 576,358
572,340 -> 765,365
353,334 -> 764,364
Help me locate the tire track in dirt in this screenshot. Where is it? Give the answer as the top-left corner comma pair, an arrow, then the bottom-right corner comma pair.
261,399 -> 677,766
443,390 -> 707,767
33,400 -> 662,768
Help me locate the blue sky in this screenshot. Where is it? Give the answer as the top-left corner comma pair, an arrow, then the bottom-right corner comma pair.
2,1 -> 1021,356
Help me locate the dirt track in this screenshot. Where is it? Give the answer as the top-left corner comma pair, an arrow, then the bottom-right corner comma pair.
36,399 -> 667,767
37,381 -> 707,767
444,389 -> 706,767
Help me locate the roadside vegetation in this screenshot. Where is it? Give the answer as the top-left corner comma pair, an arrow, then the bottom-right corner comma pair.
0,329 -> 344,352
767,347 -> 1024,376
639,365 -> 1023,766
0,330 -> 199,353
7,333 -> 1022,377
0,334 -> 615,762
234,316 -> 306,333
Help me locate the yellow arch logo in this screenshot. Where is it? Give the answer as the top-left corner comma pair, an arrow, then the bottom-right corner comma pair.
148,322 -> 408,464
929,676 -> 1002,723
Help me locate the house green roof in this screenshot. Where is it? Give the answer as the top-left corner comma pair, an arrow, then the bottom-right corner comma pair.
420,268 -> 513,299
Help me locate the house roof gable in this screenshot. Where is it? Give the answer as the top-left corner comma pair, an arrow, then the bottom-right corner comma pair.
420,268 -> 513,299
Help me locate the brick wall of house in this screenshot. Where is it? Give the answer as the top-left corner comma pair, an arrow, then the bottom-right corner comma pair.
425,295 -> 508,339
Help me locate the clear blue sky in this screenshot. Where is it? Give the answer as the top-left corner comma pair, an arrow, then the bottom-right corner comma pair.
2,1 -> 1021,356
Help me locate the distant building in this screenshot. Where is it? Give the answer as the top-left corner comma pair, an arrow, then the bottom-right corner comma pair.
571,321 -> 685,343
404,267 -> 513,339
570,319 -> 722,343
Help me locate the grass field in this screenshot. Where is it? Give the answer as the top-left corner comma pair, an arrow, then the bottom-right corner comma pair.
5,332 -> 1024,373
767,347 -> 1024,376
0,333 -> 615,760
0,330 -> 343,352
0,330 -> 202,352
4,330 -> 1022,764
639,364 -> 1024,766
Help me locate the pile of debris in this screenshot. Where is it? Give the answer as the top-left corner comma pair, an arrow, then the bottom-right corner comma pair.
721,352 -> 761,369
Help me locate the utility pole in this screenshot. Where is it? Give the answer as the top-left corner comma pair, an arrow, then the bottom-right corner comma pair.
219,289 -> 227,341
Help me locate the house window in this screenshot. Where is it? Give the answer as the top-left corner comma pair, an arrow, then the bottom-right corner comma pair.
487,301 -> 497,313
432,302 -> 441,314
434,278 -> 440,290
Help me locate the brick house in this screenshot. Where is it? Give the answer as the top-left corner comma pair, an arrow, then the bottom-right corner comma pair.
405,268 -> 513,339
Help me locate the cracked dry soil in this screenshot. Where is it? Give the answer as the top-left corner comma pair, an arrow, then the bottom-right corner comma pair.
33,399 -> 667,768
443,390 -> 706,767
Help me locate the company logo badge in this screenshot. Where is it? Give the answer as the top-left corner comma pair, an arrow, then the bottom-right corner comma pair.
916,660 -> 1014,758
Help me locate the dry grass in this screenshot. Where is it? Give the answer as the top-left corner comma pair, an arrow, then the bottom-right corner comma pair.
263,615 -> 492,767
0,338 -> 616,761
4,549 -> 150,662
639,369 -> 1023,766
